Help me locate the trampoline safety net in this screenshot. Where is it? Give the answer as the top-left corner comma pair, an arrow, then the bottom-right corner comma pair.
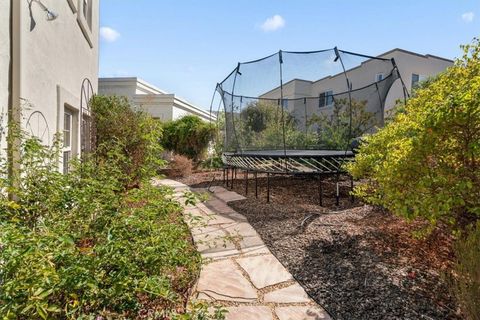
212,47 -> 404,174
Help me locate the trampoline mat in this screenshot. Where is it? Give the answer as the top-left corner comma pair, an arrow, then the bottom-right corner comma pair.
223,149 -> 354,158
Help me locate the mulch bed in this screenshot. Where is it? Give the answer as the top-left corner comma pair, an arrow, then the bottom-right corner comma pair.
179,170 -> 461,320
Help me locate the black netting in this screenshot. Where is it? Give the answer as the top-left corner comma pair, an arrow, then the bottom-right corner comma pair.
216,48 -> 401,154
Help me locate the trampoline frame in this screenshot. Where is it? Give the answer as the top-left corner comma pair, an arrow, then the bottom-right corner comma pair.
221,149 -> 354,204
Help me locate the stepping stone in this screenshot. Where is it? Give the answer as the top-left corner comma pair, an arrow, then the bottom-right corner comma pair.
156,179 -> 187,188
225,306 -> 273,320
210,188 -> 247,202
205,198 -> 238,214
264,284 -> 311,303
224,222 -> 259,238
206,214 -> 237,226
193,227 -> 236,252
236,254 -> 292,289
238,235 -> 270,255
196,260 -> 257,302
275,306 -> 331,320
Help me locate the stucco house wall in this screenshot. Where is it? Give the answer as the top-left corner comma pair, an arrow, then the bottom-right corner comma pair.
2,0 -> 99,172
0,1 -> 10,153
20,0 -> 99,147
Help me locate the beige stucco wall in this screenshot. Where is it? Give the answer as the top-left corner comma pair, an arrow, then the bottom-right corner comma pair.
19,0 -> 99,163
0,1 -> 10,154
381,51 -> 452,113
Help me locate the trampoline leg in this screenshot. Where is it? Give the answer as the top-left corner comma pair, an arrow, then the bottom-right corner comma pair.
255,172 -> 258,198
350,175 -> 354,204
226,167 -> 229,188
335,173 -> 340,206
266,173 -> 270,203
235,168 -> 237,180
223,168 -> 226,185
318,174 -> 323,207
244,170 -> 248,195
231,168 -> 234,190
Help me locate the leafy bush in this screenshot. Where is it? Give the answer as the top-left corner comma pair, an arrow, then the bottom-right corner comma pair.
308,99 -> 377,149
0,113 -> 218,318
169,154 -> 193,178
450,222 -> 480,320
347,40 -> 480,229
91,95 -> 164,188
161,115 -> 215,161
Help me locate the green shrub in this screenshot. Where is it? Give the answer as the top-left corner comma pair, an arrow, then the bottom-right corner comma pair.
346,39 -> 480,229
161,115 -> 215,161
91,95 -> 164,188
0,118 -> 219,318
450,221 -> 480,320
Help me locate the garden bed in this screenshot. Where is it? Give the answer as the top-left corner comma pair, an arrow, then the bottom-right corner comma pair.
181,171 -> 461,320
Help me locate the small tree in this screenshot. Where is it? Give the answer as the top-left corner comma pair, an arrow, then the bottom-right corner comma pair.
91,95 -> 164,188
308,98 -> 378,149
346,40 -> 480,229
161,115 -> 215,161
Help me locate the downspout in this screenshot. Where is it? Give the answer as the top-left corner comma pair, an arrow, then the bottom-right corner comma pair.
8,0 -> 21,190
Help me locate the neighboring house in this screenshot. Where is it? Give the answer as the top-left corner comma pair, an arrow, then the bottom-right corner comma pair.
1,0 -> 99,174
99,77 -> 216,122
260,48 -> 453,120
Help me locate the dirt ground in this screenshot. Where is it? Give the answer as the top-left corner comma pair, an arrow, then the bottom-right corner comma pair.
179,170 -> 461,320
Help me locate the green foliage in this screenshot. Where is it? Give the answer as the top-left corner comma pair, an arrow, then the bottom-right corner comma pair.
308,98 -> 377,149
346,39 -> 480,229
450,221 -> 480,320
236,101 -> 316,150
91,95 -> 165,188
161,115 -> 215,161
0,120 -> 217,318
232,99 -> 375,151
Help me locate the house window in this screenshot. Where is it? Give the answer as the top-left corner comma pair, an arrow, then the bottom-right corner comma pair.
63,111 -> 72,174
319,90 -> 334,108
375,73 -> 384,82
411,73 -> 427,88
83,0 -> 93,30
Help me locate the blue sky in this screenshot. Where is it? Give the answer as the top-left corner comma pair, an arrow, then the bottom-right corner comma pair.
99,0 -> 479,109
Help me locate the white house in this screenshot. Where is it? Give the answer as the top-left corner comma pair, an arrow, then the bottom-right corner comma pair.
99,77 -> 216,123
1,0 -> 99,173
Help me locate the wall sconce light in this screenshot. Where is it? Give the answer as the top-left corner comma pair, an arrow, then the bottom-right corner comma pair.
34,0 -> 59,21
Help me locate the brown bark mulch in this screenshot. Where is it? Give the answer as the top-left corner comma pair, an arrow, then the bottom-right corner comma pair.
179,171 -> 461,320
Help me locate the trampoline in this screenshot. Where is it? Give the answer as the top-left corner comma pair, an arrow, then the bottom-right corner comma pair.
211,47 -> 407,203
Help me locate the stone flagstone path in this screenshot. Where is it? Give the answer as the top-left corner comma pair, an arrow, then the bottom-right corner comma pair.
155,179 -> 331,320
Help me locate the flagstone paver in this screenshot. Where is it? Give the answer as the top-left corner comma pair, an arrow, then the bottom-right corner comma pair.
224,306 -> 273,320
236,254 -> 292,289
264,283 -> 311,303
275,306 -> 331,320
196,259 -> 257,302
154,178 -> 331,320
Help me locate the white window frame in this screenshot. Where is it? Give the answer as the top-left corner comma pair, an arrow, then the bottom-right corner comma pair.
63,111 -> 73,174
67,0 -> 77,13
411,73 -> 427,89
77,0 -> 94,48
319,90 -> 334,108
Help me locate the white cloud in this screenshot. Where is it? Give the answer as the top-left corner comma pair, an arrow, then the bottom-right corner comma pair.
260,14 -> 285,32
461,12 -> 474,23
100,26 -> 121,42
